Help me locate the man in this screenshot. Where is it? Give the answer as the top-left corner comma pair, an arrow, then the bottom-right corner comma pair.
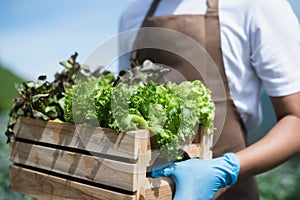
118,0 -> 300,199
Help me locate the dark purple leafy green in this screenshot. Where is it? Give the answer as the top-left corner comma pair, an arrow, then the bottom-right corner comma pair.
4,52 -> 107,143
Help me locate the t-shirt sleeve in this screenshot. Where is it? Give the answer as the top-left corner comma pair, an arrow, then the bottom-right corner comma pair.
250,0 -> 300,97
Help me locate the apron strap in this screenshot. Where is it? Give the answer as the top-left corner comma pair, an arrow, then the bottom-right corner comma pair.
141,0 -> 161,27
132,0 -> 219,67
145,0 -> 219,18
205,0 -> 231,99
131,0 -> 161,67
204,0 -> 248,144
207,0 -> 219,15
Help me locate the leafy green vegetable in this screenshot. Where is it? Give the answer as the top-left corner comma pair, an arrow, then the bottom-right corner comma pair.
4,53 -> 215,161
4,52 -> 108,142
64,73 -> 116,128
64,60 -> 215,161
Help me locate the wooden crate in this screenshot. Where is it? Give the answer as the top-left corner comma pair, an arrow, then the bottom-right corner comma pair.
9,117 -> 213,200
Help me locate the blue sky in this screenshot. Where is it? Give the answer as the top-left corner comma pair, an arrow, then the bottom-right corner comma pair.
0,0 -> 134,80
0,0 -> 299,80
290,0 -> 300,20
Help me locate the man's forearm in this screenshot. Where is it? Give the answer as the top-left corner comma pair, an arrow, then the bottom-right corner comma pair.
236,115 -> 300,180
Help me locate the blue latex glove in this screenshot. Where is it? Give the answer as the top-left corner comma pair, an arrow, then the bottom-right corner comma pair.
151,153 -> 240,200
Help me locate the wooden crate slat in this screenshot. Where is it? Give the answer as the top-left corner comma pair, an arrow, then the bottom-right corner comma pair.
10,117 -> 213,199
10,141 -> 140,192
9,165 -> 137,200
199,127 -> 213,159
142,177 -> 174,200
13,117 -> 149,160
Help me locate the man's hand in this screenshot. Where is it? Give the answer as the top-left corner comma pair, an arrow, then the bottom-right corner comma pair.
151,153 -> 240,200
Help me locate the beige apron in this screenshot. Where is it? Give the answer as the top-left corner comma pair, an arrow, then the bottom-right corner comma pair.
130,0 -> 259,199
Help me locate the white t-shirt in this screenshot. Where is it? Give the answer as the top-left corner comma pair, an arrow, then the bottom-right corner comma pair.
118,0 -> 300,133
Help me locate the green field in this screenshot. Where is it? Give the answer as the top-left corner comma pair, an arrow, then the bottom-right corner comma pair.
0,66 -> 24,111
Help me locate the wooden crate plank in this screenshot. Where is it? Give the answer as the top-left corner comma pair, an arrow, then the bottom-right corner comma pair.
199,127 -> 213,160
10,141 -> 140,192
9,165 -> 137,200
10,117 -> 212,199
143,177 -> 174,200
13,117 -> 150,160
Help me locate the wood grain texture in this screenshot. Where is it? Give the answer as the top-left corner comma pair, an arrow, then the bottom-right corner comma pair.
9,165 -> 175,200
142,177 -> 174,200
10,118 -> 212,199
9,165 -> 137,200
199,127 -> 213,160
182,126 -> 213,159
13,117 -> 151,160
10,141 -> 140,192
